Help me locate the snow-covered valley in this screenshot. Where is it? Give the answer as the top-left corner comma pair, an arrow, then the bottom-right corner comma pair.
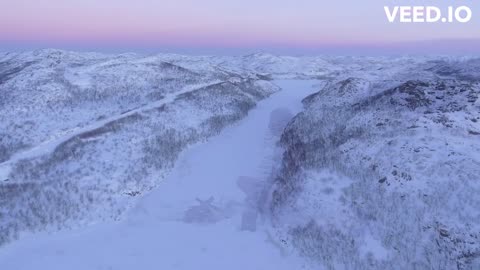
0,50 -> 479,269
0,80 -> 318,270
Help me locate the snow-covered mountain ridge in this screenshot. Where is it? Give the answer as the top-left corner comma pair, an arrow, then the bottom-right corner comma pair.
270,61 -> 480,269
1,49 -> 479,269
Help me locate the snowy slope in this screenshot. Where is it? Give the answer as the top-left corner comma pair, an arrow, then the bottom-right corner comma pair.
269,61 -> 480,270
0,49 -> 280,246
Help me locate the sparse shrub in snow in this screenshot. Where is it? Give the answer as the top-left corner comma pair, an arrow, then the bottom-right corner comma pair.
143,128 -> 196,170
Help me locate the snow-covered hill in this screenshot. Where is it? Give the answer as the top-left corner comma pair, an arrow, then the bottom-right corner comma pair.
269,60 -> 480,269
1,49 -> 479,269
0,49 -> 280,245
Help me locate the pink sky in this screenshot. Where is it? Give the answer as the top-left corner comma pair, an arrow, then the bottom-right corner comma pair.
1,0 -> 479,54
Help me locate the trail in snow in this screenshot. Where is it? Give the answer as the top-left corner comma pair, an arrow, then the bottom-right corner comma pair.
0,81 -> 221,181
0,80 -> 319,270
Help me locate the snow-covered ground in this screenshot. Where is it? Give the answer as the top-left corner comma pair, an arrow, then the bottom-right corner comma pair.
2,49 -> 480,269
0,81 -> 219,180
0,49 -> 281,246
0,80 -> 319,270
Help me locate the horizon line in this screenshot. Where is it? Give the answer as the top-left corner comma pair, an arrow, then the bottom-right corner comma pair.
1,38 -> 480,57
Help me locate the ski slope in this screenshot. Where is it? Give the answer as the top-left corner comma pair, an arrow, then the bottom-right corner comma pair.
0,80 -> 319,270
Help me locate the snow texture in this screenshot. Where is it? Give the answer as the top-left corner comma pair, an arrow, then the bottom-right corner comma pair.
0,49 -> 479,270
